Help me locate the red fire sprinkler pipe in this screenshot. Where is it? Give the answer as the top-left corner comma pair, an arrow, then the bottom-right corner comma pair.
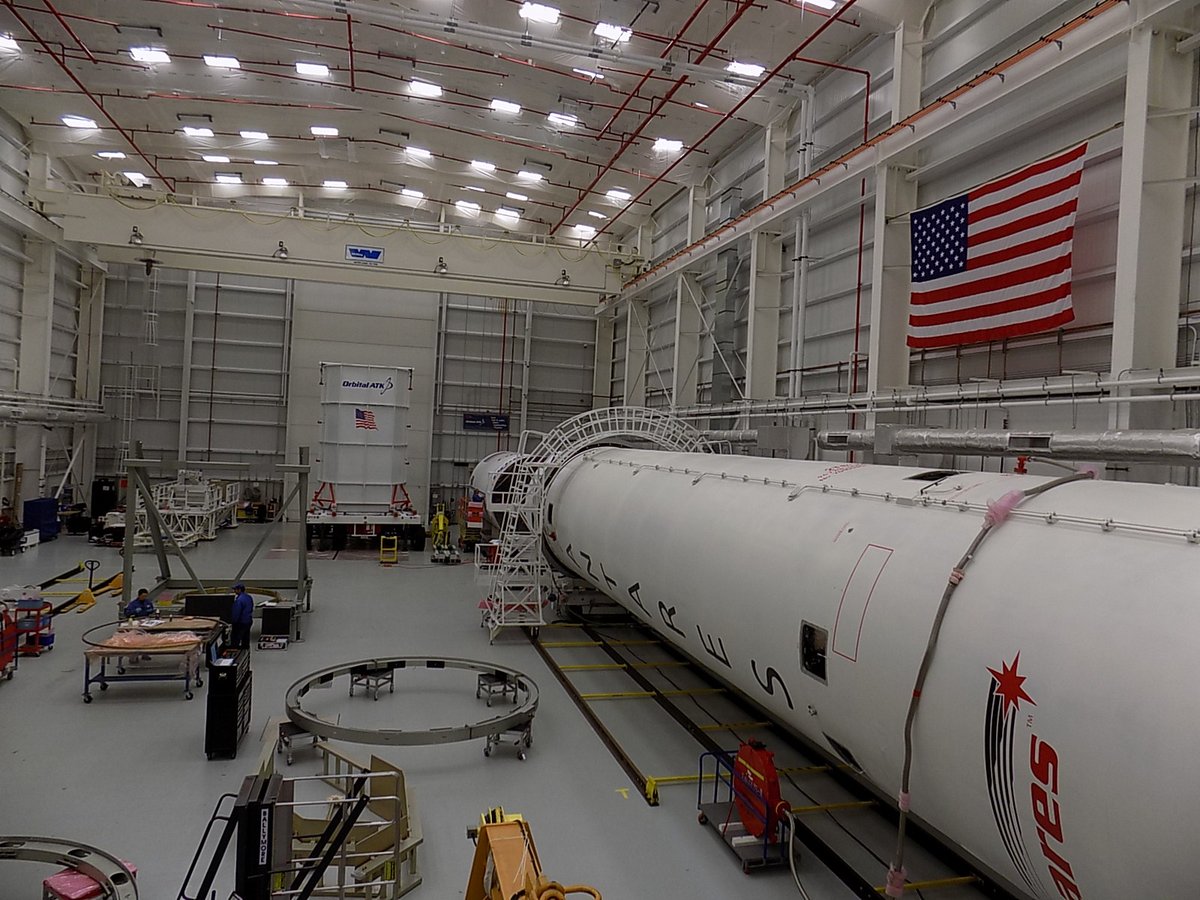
2,1 -> 175,189
40,0 -> 96,63
552,0 -> 758,234
590,0 -> 861,245
595,0 -> 715,140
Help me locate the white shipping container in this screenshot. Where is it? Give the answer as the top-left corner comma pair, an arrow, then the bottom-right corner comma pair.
313,362 -> 416,521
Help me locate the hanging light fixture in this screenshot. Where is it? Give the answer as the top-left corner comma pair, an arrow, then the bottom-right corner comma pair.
273,241 -> 289,260
128,226 -> 144,246
555,269 -> 570,286
434,257 -> 448,274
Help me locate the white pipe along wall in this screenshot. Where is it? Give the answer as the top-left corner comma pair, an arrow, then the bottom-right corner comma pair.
544,448 -> 1199,900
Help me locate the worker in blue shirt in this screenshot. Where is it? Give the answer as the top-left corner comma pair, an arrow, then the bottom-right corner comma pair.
230,582 -> 254,650
124,588 -> 154,619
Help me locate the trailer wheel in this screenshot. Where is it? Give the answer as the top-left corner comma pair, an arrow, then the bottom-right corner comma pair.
697,812 -> 708,826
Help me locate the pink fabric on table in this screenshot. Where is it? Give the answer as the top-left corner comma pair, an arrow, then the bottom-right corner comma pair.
43,862 -> 137,900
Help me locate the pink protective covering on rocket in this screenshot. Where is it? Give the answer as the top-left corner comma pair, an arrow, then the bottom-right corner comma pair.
884,866 -> 908,898
984,490 -> 1025,527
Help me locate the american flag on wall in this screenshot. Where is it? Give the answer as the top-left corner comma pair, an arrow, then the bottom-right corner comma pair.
907,142 -> 1088,349
355,408 -> 377,430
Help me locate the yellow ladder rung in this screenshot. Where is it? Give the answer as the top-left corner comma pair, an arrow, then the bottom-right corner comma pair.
874,876 -> 979,894
558,661 -> 690,672
697,721 -> 772,732
791,800 -> 877,814
579,687 -> 726,701
540,639 -> 660,648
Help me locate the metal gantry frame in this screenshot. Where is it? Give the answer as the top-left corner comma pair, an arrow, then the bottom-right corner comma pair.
120,446 -> 313,614
484,406 -> 709,641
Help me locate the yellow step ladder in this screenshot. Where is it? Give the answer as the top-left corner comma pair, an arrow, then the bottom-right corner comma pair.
379,535 -> 399,566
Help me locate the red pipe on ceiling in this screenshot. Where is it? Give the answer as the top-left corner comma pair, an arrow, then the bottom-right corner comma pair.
588,0 -> 861,242
39,0 -> 96,62
551,0 -> 757,234
1,0 -> 174,189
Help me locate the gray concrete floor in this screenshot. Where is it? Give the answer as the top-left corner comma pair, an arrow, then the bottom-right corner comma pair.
0,527 -> 865,899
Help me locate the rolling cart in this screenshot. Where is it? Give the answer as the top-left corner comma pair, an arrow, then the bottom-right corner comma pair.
476,669 -> 519,707
15,590 -> 54,657
696,746 -> 793,874
349,663 -> 395,700
0,601 -> 16,680
484,720 -> 533,761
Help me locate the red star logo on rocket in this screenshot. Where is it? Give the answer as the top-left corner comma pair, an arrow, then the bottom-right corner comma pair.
987,653 -> 1036,715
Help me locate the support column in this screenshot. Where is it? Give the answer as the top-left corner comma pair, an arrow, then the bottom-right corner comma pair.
73,265 -> 105,503
1109,20 -> 1193,428
623,300 -> 648,406
15,240 -> 55,501
592,312 -> 615,408
178,270 -> 197,464
867,20 -> 924,422
746,231 -> 783,399
672,273 -> 702,410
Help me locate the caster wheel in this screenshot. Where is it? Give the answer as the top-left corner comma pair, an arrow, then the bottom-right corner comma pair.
373,691 -> 379,701
697,812 -> 708,826
206,753 -> 213,760
484,747 -> 492,757
116,667 -> 126,675
83,694 -> 93,703
196,678 -> 203,688
518,751 -> 526,761
4,671 -> 11,680
184,691 -> 194,700
742,861 -> 752,875
487,697 -> 492,708
100,683 -> 108,691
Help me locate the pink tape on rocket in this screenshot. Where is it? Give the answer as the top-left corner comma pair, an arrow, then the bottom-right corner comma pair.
985,490 -> 1024,527
885,866 -> 908,897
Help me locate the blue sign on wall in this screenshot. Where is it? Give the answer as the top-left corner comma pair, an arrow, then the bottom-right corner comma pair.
345,244 -> 385,264
463,413 -> 510,432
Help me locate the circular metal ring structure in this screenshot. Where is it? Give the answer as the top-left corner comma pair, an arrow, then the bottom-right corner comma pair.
285,657 -> 538,745
0,836 -> 138,900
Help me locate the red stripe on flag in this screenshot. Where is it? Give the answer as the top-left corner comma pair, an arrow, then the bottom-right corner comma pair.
968,143 -> 1087,202
907,307 -> 1075,349
909,282 -> 1073,328
968,199 -> 1078,248
969,170 -> 1082,225
967,227 -> 1074,271
911,254 -> 1072,306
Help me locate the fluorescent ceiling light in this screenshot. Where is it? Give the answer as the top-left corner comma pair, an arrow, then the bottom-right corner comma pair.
516,170 -> 543,182
62,115 -> 98,129
202,154 -> 231,163
295,62 -> 329,77
605,188 -> 631,202
470,160 -> 496,173
240,130 -> 269,140
95,151 -> 127,160
587,210 -> 607,219
572,67 -> 604,80
262,177 -> 289,186
653,137 -> 683,153
547,112 -> 578,128
203,55 -> 240,69
519,2 -> 560,24
400,188 -> 424,199
573,223 -> 597,237
123,172 -> 149,187
182,126 -> 215,137
310,125 -> 338,137
594,22 -> 632,43
496,207 -> 521,220
798,0 -> 838,8
455,199 -> 481,214
490,98 -> 521,115
129,47 -> 170,64
462,185 -> 486,193
0,34 -> 19,52
214,172 -> 242,184
726,61 -> 765,78
505,192 -> 528,202
694,101 -> 710,109
323,180 -> 348,189
406,146 -> 432,159
409,80 -> 443,98
253,160 -> 278,166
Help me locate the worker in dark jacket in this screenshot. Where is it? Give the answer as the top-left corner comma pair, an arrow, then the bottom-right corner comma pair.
230,582 -> 254,650
124,588 -> 154,619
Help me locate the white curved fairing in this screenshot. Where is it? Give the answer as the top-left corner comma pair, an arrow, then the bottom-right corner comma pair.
544,448 -> 1200,900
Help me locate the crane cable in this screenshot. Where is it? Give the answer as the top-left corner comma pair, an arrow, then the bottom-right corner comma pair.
885,470 -> 1093,895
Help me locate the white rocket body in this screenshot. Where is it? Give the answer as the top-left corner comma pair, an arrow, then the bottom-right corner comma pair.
544,447 -> 1200,900
470,450 -> 522,529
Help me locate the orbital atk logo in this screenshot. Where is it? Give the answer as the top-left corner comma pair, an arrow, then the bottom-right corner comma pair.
984,654 -> 1083,900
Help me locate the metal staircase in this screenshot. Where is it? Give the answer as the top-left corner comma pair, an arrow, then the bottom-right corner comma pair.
483,407 -> 708,642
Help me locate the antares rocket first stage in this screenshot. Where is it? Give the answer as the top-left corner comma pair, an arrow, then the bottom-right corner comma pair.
539,447 -> 1198,900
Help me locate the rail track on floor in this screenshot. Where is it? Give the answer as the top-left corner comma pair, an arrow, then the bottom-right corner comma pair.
527,610 -> 1018,900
